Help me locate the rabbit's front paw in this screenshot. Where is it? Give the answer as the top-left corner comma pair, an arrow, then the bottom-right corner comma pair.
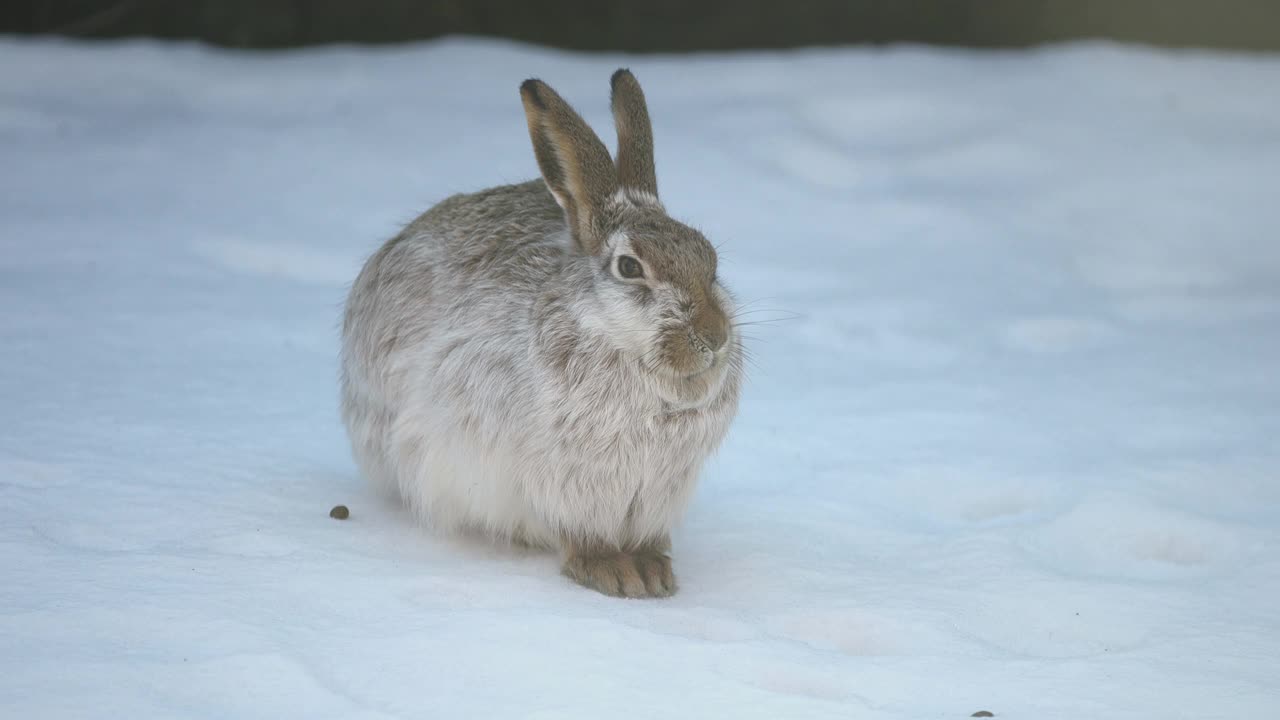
562,550 -> 677,599
632,549 -> 677,597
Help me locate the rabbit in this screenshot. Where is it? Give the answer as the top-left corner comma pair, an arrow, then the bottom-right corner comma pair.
340,69 -> 742,598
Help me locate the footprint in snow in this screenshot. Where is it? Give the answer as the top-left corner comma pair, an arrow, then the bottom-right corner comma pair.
1024,493 -> 1252,581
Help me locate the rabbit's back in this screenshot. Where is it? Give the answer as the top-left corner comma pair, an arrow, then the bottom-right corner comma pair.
343,180 -> 564,388
341,182 -> 566,525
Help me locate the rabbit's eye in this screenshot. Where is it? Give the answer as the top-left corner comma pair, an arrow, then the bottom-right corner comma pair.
616,255 -> 644,279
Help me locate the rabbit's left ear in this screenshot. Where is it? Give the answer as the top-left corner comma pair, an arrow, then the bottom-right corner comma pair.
610,69 -> 660,205
520,78 -> 618,255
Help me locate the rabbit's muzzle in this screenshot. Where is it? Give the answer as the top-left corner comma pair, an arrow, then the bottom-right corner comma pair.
662,297 -> 730,377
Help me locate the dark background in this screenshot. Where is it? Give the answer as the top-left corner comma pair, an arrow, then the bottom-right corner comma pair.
4,0 -> 1280,52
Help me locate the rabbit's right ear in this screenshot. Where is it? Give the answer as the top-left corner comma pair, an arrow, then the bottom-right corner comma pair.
610,69 -> 660,205
520,79 -> 618,255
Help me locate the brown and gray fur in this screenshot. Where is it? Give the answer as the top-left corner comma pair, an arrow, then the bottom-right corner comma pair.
340,70 -> 742,598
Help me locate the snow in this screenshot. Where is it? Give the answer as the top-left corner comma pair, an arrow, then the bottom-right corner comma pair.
2,35 -> 1279,719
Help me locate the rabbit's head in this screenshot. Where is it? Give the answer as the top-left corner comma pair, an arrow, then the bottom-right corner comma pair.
521,70 -> 735,382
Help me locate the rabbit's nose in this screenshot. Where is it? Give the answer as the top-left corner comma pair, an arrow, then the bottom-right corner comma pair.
689,290 -> 728,354
703,326 -> 727,353
696,307 -> 728,353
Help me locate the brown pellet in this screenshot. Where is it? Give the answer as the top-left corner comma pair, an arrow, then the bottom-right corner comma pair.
329,505 -> 350,520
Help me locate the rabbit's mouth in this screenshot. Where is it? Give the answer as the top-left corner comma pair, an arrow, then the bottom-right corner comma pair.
651,341 -> 736,409
652,326 -> 735,380
674,359 -> 718,382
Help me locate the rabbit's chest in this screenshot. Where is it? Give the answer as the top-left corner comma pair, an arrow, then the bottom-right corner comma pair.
553,386 -> 729,477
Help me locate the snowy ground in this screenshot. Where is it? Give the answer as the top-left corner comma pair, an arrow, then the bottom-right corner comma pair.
2,36 -> 1279,719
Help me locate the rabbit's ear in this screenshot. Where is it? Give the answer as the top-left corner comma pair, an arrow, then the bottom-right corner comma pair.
520,79 -> 618,255
610,69 -> 659,204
